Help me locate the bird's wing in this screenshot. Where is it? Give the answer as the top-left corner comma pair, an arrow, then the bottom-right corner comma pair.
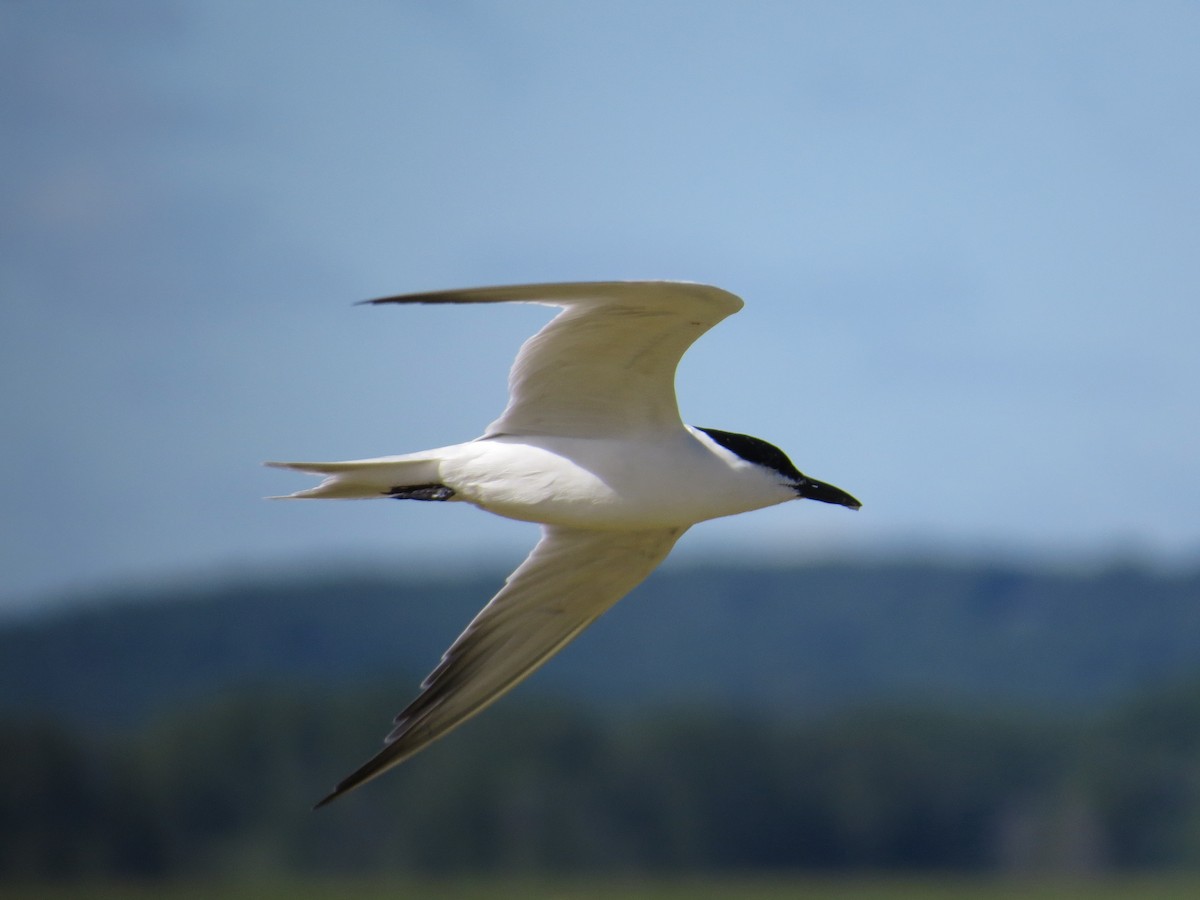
363,281 -> 744,437
315,524 -> 687,807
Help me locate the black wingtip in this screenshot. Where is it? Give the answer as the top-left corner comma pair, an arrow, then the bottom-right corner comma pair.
354,294 -> 421,306
312,789 -> 340,811
354,295 -> 439,306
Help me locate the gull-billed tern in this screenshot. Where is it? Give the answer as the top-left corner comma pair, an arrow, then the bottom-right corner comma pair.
268,281 -> 860,807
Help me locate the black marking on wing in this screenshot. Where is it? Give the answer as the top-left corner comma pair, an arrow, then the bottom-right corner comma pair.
385,484 -> 455,501
696,427 -> 803,482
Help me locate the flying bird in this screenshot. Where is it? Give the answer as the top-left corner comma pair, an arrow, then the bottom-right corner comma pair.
268,281 -> 860,807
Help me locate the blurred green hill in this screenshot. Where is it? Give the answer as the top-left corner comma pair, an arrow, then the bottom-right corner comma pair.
4,559 -> 1200,881
3,561 -> 1199,730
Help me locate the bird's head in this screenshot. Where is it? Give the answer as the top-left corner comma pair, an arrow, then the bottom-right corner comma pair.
696,427 -> 861,510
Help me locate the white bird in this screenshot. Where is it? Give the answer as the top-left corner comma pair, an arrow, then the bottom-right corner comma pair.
268,281 -> 860,807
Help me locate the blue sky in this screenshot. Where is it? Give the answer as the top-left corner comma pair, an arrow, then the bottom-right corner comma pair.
3,1 -> 1198,612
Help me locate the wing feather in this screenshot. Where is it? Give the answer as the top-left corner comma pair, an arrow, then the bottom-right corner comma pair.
363,281 -> 743,437
315,524 -> 686,807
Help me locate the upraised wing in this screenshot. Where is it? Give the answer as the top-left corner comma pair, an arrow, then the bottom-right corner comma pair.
315,524 -> 686,807
363,281 -> 743,437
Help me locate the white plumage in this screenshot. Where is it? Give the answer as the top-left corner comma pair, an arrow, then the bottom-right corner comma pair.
268,281 -> 859,806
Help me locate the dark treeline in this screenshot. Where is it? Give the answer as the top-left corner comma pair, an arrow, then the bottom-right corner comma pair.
6,679 -> 1200,880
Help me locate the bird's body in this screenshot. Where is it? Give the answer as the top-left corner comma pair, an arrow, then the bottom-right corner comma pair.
284,428 -> 798,529
268,281 -> 859,807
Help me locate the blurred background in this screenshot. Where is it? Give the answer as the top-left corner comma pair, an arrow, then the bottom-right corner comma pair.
3,1 -> 1199,895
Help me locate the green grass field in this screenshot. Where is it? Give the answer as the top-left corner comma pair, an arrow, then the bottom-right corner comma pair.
8,877 -> 1200,900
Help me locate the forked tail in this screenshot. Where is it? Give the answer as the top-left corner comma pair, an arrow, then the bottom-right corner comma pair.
265,455 -> 445,499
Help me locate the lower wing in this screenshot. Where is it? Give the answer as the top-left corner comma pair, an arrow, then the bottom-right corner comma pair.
315,523 -> 687,807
